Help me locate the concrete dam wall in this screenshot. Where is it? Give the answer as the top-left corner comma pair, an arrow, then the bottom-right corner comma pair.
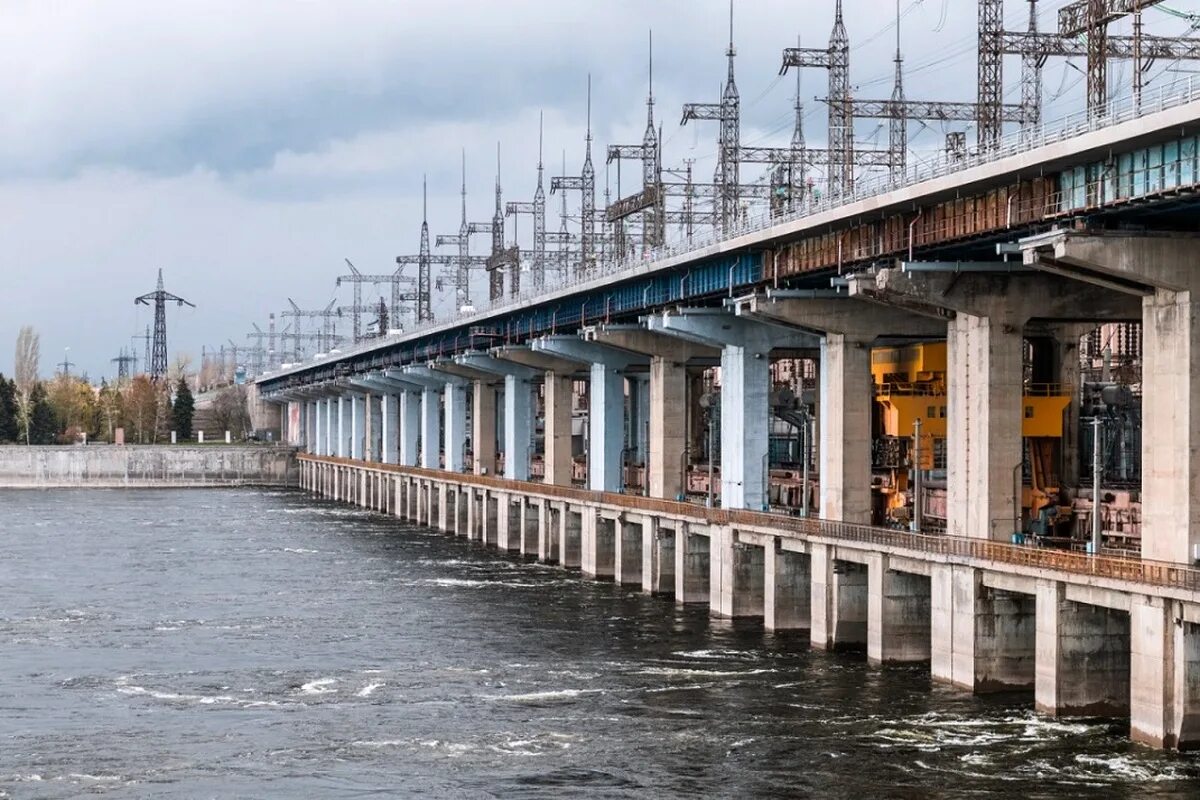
0,445 -> 299,488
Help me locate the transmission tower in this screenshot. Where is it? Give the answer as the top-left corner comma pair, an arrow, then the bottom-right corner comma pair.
112,348 -> 136,385
134,269 -> 194,383
551,77 -> 598,277
282,298 -> 340,353
57,350 -> 75,377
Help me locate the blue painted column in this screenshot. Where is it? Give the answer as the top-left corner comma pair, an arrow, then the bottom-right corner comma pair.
590,362 -> 626,493
444,383 -> 468,472
400,390 -> 420,466
313,400 -> 324,456
720,343 -> 770,511
504,374 -> 534,480
421,387 -> 440,469
336,395 -> 348,458
350,394 -> 365,460
381,393 -> 399,464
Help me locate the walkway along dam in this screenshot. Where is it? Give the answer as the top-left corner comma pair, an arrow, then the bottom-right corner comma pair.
259,63 -> 1200,750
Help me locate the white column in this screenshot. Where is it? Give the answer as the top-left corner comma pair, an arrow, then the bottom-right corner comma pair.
336,395 -> 348,458
589,362 -> 625,492
721,343 -> 769,510
400,390 -> 420,466
444,383 -> 468,472
504,374 -> 533,480
382,394 -> 399,464
421,388 -> 440,469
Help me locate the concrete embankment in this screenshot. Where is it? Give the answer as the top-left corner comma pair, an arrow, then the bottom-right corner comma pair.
0,445 -> 298,488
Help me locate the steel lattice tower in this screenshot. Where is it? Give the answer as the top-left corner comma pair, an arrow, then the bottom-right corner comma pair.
978,0 -> 1004,149
134,269 -> 194,383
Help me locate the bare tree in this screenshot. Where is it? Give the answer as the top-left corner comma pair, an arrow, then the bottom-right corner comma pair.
13,326 -> 40,445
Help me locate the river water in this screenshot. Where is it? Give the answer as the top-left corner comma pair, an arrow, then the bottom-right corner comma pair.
1,488 -> 1198,798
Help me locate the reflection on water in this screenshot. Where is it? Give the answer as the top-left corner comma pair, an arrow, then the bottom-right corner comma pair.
0,488 -> 1197,799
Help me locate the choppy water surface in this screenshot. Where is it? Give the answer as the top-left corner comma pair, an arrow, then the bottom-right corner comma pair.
1,488 -> 1198,798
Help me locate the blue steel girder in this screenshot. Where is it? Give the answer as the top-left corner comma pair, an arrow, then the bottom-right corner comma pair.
259,251 -> 761,395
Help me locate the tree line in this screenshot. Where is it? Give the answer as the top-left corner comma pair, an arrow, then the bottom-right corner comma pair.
1,325 -> 251,445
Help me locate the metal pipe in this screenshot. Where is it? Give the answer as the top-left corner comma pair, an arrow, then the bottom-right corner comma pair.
908,211 -> 923,262
801,409 -> 810,518
1091,417 -> 1103,555
911,417 -> 923,533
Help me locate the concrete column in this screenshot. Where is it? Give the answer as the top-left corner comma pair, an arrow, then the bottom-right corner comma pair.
581,513 -> 615,579
537,501 -> 558,563
1035,582 -> 1130,717
368,394 -> 382,462
629,375 -> 650,462
504,374 -> 533,480
867,556 -> 932,663
720,343 -> 770,510
932,565 -> 1035,692
520,500 -> 539,556
589,363 -> 625,492
819,334 -> 873,523
1130,597 -> 1200,749
560,509 -> 582,568
710,527 -> 764,618
381,394 -> 399,464
444,383 -> 467,473
764,545 -> 811,631
811,549 -> 871,651
649,357 -> 687,500
674,525 -> 710,605
313,400 -> 324,456
642,518 -> 675,595
420,388 -> 439,469
614,518 -> 643,586
350,394 -> 365,460
336,396 -> 348,458
947,312 -> 1025,540
1142,289 -> 1200,563
324,398 -> 334,457
399,390 -> 420,467
472,380 -> 497,475
544,373 -> 573,486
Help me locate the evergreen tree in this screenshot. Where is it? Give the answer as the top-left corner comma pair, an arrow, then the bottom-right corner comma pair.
0,374 -> 17,442
27,383 -> 57,445
172,377 -> 195,440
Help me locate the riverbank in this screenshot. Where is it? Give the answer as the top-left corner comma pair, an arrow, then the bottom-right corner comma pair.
0,445 -> 298,488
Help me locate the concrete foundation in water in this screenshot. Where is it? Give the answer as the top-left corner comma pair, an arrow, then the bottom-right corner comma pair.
301,454 -> 1200,751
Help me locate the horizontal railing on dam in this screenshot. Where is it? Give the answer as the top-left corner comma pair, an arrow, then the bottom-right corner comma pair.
302,454 -> 1200,594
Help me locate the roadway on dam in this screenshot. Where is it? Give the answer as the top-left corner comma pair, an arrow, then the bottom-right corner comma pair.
2,488 -> 1198,798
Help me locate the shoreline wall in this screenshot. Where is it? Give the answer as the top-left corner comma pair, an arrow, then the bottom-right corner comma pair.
0,445 -> 299,488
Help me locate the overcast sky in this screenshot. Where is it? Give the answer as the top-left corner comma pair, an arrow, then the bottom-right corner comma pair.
2,0 -> 1195,381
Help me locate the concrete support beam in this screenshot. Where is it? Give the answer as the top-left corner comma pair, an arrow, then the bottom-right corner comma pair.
867,555 -> 932,663
471,380 -> 497,475
674,525 -> 710,604
1036,580 -> 1131,717
581,513 -> 615,579
932,564 -> 1036,692
443,382 -> 468,473
764,545 -> 811,631
336,395 -> 348,458
420,388 -> 440,469
543,372 -> 573,487
380,393 -> 398,464
642,518 -> 675,595
649,308 -> 814,510
533,336 -> 645,492
711,528 -> 764,618
1129,597 -> 1200,749
614,517 -> 643,585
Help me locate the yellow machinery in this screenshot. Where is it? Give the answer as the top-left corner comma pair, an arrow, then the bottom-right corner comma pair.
871,342 -> 1072,530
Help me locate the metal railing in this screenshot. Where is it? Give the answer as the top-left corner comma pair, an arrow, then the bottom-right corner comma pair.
265,77 -> 1200,382
303,454 -> 1200,594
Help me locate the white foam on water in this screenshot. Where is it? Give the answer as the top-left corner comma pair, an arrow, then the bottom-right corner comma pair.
300,677 -> 338,695
638,666 -> 774,678
283,547 -> 320,554
487,688 -> 599,703
356,682 -> 384,697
